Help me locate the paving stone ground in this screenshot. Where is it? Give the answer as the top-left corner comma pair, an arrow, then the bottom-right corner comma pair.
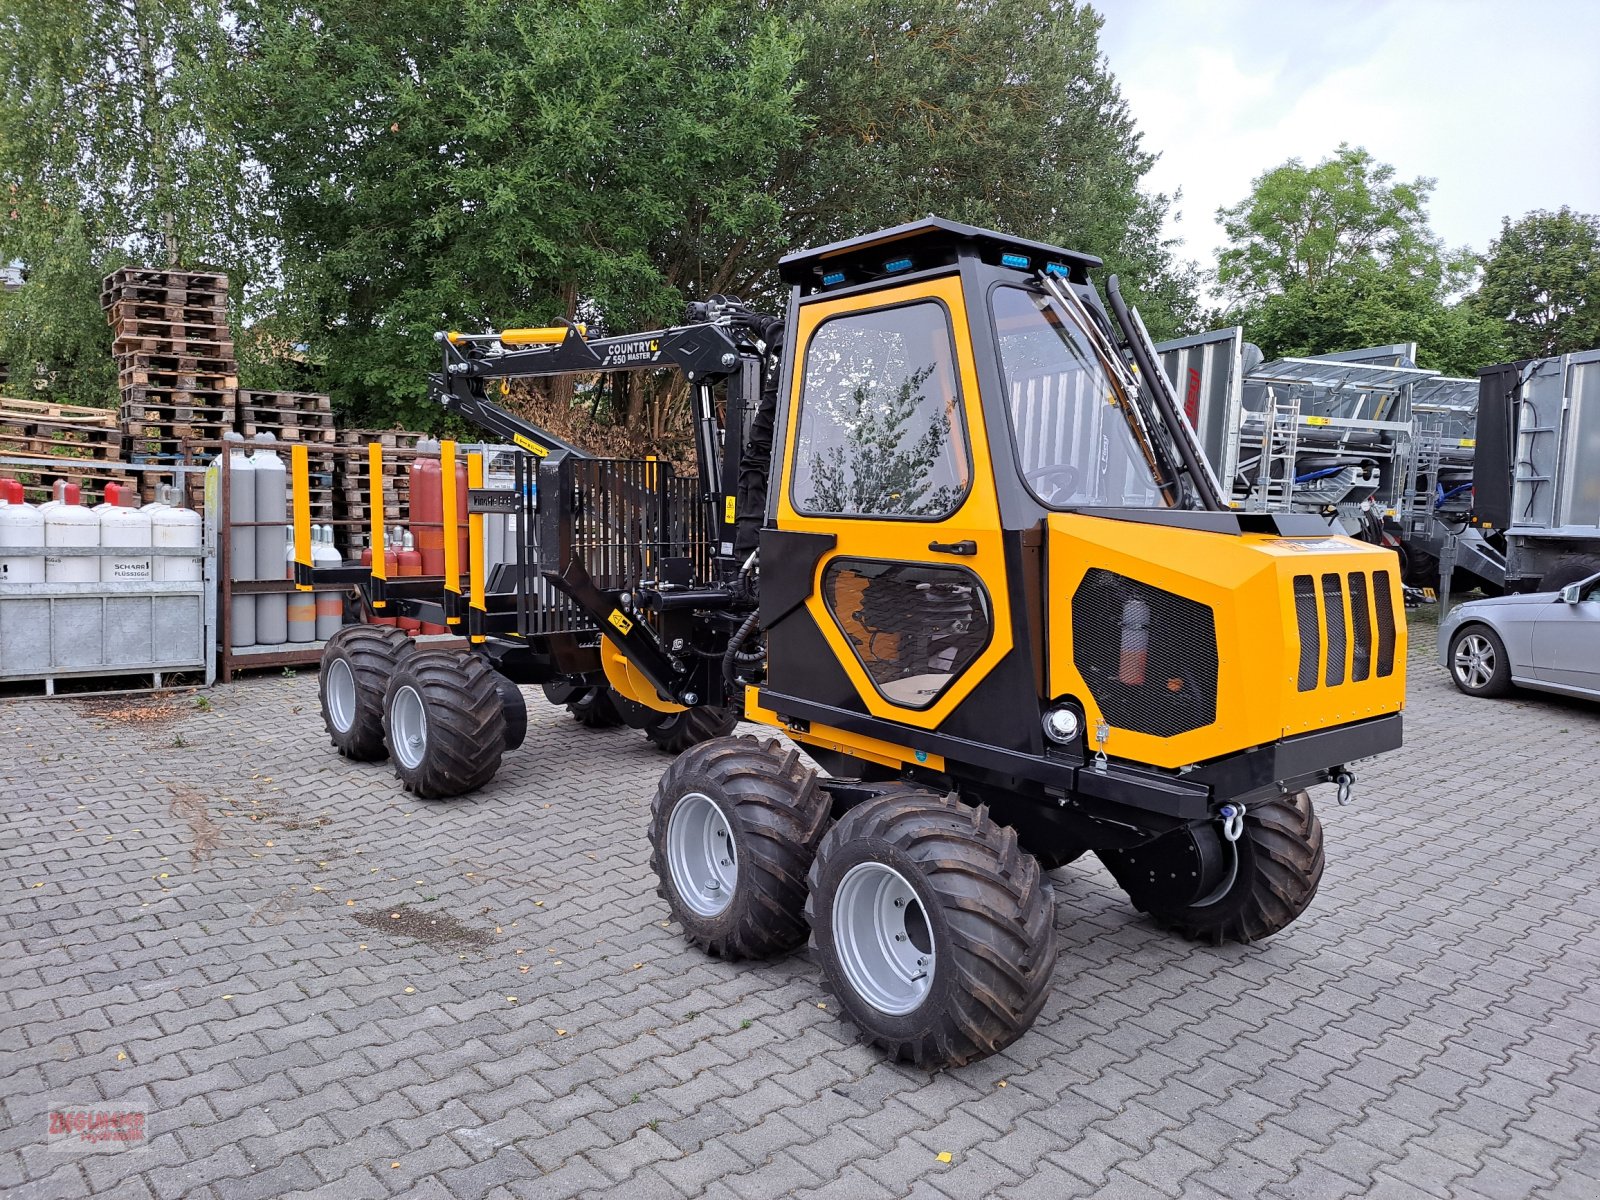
3,612 -> 1599,1200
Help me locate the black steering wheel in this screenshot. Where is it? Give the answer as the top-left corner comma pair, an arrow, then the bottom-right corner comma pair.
1025,464 -> 1081,502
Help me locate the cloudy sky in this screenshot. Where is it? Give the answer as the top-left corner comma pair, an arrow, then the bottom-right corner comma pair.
1094,0 -> 1600,274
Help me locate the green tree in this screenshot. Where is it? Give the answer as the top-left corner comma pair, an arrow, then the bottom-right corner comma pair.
1477,207 -> 1600,360
0,0 -> 254,405
227,0 -> 803,431
1215,145 -> 1501,376
232,0 -> 1199,433
761,0 -> 1198,338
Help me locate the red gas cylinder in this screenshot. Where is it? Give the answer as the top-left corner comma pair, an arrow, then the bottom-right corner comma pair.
102,482 -> 123,506
396,529 -> 422,633
362,534 -> 397,627
0,478 -> 23,503
52,479 -> 81,506
410,443 -> 443,575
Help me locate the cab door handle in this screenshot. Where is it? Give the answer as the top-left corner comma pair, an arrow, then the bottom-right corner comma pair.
928,539 -> 977,556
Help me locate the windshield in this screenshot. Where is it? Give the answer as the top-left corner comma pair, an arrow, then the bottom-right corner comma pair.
991,285 -> 1168,509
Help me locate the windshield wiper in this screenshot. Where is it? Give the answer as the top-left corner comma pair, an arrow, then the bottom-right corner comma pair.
1103,276 -> 1227,512
1035,271 -> 1186,509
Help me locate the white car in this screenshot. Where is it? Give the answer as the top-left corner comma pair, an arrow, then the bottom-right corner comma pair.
1438,572 -> 1600,700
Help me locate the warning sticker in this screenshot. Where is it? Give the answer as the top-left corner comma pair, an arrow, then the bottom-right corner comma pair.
608,609 -> 634,636
513,433 -> 550,457
724,496 -> 736,524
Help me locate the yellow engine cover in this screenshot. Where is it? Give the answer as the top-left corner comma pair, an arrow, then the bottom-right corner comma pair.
1047,514 -> 1407,769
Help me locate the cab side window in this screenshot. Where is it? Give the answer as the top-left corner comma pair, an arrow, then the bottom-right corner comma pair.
791,302 -> 970,519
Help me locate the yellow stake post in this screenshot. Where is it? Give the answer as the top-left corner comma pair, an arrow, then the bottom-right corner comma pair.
368,441 -> 387,607
290,444 -> 312,590
467,451 -> 486,642
442,440 -> 461,624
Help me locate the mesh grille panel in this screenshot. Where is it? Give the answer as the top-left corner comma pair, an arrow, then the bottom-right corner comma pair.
567,459 -> 710,590
1293,574 -> 1320,692
1072,569 -> 1218,737
1373,570 -> 1397,677
1348,572 -> 1372,682
1321,573 -> 1346,687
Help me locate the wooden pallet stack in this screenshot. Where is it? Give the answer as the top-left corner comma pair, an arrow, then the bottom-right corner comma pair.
102,267 -> 236,505
0,395 -> 130,503
335,428 -> 432,529
236,389 -> 338,520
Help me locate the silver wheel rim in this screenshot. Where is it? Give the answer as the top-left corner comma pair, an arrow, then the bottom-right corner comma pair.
326,657 -> 356,734
1454,633 -> 1496,690
832,862 -> 935,1016
391,684 -> 428,770
665,792 -> 737,917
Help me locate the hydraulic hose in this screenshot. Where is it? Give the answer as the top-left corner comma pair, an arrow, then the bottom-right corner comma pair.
722,609 -> 764,689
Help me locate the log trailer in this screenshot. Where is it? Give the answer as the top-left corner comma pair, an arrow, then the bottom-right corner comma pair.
294,218 -> 1406,1067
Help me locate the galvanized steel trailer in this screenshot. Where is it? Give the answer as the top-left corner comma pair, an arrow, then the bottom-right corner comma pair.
1463,348 -> 1600,596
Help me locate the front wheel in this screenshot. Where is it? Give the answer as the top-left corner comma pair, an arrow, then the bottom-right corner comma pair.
648,736 -> 829,958
1449,624 -> 1513,697
1116,789 -> 1324,946
807,789 -> 1057,1068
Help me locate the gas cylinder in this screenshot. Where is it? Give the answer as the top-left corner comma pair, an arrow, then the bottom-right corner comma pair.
0,487 -> 45,583
252,435 -> 288,645
285,529 -> 315,643
410,439 -> 444,575
396,528 -> 422,633
150,493 -> 202,583
355,535 -> 383,627
45,491 -> 100,583
220,434 -> 258,647
99,495 -> 153,583
313,526 -> 344,640
1118,596 -> 1151,686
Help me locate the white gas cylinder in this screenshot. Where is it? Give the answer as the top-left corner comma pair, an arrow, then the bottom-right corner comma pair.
151,501 -> 202,582
99,503 -> 153,583
44,500 -> 100,583
0,495 -> 45,583
312,526 -> 343,639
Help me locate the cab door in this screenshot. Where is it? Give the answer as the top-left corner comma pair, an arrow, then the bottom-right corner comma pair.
774,275 -> 1012,731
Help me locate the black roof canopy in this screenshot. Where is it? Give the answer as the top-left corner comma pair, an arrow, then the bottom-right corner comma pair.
778,216 -> 1102,289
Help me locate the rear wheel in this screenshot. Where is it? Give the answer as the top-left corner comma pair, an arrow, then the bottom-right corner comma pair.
320,624 -> 412,761
382,650 -> 507,798
1119,790 -> 1324,945
648,736 -> 828,959
565,686 -> 624,729
645,706 -> 739,754
807,789 -> 1057,1068
1449,624 -> 1513,697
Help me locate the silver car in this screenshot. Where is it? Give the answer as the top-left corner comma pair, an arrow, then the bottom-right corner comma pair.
1438,572 -> 1600,700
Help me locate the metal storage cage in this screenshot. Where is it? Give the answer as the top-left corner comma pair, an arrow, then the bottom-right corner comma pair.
0,454 -> 214,694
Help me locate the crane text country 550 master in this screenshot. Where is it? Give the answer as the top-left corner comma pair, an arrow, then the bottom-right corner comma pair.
294,218 -> 1406,1066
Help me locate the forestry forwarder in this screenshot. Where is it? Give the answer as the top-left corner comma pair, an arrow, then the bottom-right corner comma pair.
295,218 -> 1406,1067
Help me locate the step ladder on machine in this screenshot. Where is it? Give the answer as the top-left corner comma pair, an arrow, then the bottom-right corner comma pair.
1249,390 -> 1300,511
